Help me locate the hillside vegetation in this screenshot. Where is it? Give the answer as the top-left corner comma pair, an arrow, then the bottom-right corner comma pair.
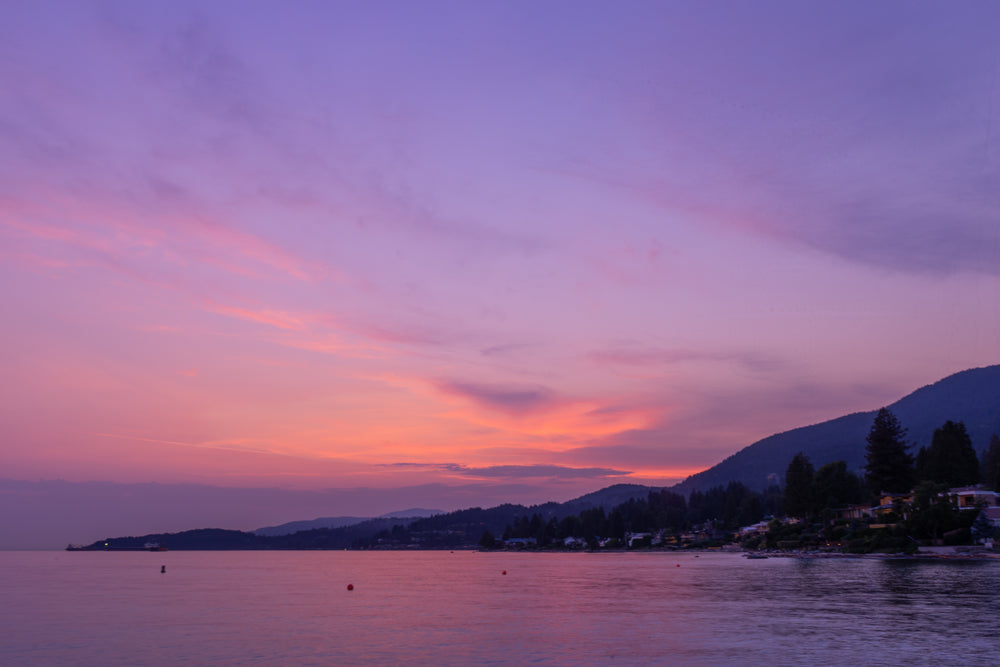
674,365 -> 1000,493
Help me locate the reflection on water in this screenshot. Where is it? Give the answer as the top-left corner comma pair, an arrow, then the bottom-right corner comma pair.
1,551 -> 997,666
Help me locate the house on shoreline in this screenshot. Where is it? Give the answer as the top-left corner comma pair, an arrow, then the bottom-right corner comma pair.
949,486 -> 1000,509
832,485 -> 999,524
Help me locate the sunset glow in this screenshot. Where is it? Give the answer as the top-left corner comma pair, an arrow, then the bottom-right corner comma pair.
3,1 -> 1000,520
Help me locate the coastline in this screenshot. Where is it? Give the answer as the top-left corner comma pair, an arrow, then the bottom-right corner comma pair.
757,549 -> 1000,561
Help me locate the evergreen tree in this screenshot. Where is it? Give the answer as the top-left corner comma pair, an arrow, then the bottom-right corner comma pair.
687,489 -> 706,525
579,507 -> 607,541
648,489 -> 687,531
915,420 -> 979,487
981,434 -> 1000,491
608,508 -> 626,539
864,407 -> 914,495
914,446 -> 928,481
783,452 -> 815,518
813,460 -> 864,510
907,481 -> 959,541
558,514 -> 582,539
478,529 -> 497,548
735,494 -> 764,527
722,481 -> 753,529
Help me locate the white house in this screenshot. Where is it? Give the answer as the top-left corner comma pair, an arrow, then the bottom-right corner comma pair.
949,486 -> 1000,509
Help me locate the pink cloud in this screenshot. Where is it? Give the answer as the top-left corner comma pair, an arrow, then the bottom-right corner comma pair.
174,213 -> 318,283
203,300 -> 306,331
280,337 -> 389,360
1,182 -> 331,289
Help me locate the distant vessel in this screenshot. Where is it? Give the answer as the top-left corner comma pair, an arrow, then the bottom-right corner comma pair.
742,553 -> 768,559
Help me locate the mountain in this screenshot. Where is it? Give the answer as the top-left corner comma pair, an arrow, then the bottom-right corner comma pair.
83,517 -> 413,551
379,508 -> 444,519
674,365 -> 1000,493
255,508 -> 445,536
254,516 -> 369,536
81,494 -> 657,551
557,484 -> 657,515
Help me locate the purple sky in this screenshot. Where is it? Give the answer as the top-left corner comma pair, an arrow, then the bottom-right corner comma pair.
2,1 -> 1000,543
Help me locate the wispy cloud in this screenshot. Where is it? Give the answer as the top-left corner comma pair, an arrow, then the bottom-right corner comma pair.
204,300 -> 305,331
1,182 -> 321,288
588,345 -> 782,374
480,342 -> 534,358
94,432 -> 280,456
279,337 -> 388,360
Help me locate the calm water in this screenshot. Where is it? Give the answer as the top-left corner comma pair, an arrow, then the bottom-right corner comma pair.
2,550 -> 998,665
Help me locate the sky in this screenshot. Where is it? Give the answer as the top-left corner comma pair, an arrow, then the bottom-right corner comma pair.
2,1 -> 1000,534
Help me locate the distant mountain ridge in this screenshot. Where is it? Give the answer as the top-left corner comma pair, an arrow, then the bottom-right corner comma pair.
556,484 -> 655,514
81,491 -> 658,550
254,508 -> 444,536
254,516 -> 368,536
380,508 -> 444,519
673,364 -> 1000,493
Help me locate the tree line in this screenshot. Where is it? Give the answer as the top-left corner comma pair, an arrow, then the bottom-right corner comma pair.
493,407 -> 1000,551
783,408 -> 1000,520
489,482 -> 782,549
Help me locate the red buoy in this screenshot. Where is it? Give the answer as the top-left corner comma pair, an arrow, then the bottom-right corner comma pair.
501,570 -> 507,575
676,564 -> 680,567
347,583 -> 354,591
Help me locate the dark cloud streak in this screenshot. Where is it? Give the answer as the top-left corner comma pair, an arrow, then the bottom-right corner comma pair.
380,462 -> 630,479
434,379 -> 558,414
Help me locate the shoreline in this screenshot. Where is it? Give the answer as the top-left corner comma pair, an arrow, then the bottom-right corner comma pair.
755,550 -> 1000,561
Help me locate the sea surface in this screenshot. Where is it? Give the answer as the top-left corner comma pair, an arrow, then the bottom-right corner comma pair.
2,550 -> 998,666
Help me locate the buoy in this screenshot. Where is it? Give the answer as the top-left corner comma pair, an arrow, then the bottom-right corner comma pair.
501,570 -> 507,575
676,564 -> 680,567
347,583 -> 354,591
161,566 -> 166,573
